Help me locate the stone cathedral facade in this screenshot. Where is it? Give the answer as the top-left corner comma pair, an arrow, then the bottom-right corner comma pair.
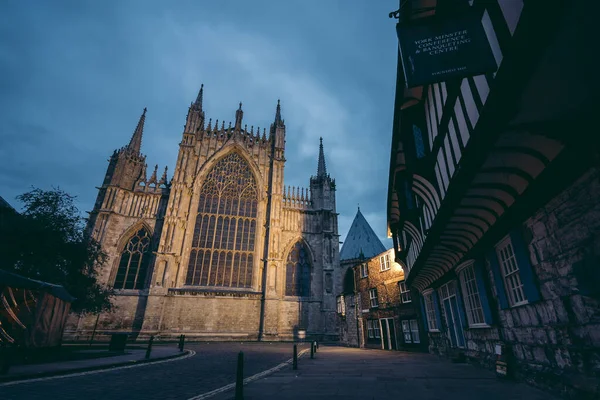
65,86 -> 341,341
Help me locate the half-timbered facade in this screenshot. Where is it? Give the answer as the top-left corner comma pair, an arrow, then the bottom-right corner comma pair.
387,0 -> 597,397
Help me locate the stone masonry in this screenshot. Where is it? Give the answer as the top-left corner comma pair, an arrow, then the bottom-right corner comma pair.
65,88 -> 342,343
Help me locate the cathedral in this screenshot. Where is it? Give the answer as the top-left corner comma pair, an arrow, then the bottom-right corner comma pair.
65,86 -> 341,341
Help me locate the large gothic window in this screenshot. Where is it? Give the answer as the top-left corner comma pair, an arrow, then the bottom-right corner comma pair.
114,228 -> 152,290
285,242 -> 311,297
186,152 -> 258,288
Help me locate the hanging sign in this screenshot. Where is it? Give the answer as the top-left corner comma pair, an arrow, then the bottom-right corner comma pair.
397,13 -> 498,88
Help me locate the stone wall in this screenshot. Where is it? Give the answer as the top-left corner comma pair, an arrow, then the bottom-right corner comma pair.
427,167 -> 600,398
338,294 -> 359,347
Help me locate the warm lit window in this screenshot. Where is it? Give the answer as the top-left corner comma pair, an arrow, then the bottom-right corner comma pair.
496,236 -> 527,307
369,288 -> 379,308
423,292 -> 438,331
379,254 -> 390,271
336,295 -> 346,316
399,281 -> 412,303
458,262 -> 486,326
186,152 -> 257,288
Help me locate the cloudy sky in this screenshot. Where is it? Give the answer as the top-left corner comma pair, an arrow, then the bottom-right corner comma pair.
0,0 -> 399,247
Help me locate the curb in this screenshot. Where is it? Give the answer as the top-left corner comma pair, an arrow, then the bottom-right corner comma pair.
0,349 -> 193,385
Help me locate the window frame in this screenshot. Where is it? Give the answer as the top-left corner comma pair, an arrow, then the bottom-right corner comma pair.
423,290 -> 439,332
379,254 -> 391,272
496,236 -> 528,307
114,227 -> 152,290
456,261 -> 488,328
369,288 -> 379,308
360,263 -> 368,278
399,281 -> 412,303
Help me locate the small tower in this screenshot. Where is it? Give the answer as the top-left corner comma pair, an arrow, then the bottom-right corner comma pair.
270,100 -> 285,160
310,137 -> 336,212
102,108 -> 148,191
184,84 -> 205,142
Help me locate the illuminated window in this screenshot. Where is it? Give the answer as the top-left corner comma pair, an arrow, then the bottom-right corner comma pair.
186,153 -> 258,288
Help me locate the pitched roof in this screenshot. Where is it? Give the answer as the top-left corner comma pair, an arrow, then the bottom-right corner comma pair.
339,208 -> 387,261
0,196 -> 15,212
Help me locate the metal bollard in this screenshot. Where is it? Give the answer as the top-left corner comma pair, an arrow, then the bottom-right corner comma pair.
235,351 -> 244,400
313,341 -> 317,353
316,340 -> 319,350
293,344 -> 298,370
145,335 -> 154,359
310,342 -> 314,359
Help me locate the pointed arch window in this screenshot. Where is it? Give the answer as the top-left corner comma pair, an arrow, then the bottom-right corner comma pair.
114,228 -> 152,290
285,241 -> 311,297
186,152 -> 258,288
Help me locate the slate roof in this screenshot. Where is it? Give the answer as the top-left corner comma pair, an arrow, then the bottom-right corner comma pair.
339,208 -> 387,261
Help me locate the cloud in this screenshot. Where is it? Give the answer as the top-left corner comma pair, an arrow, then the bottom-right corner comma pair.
0,0 -> 399,247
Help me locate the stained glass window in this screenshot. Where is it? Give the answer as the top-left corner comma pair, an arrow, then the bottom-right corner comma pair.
285,242 -> 311,297
115,228 -> 152,290
186,152 -> 258,288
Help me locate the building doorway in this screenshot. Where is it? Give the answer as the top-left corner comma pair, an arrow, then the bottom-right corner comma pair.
439,281 -> 465,348
379,318 -> 397,350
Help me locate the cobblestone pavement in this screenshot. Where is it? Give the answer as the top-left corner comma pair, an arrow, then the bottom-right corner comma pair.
0,342 -> 307,400
215,346 -> 561,400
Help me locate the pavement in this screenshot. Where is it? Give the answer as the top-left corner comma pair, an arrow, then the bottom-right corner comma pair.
0,343 -> 562,400
215,346 -> 561,400
0,345 -> 187,383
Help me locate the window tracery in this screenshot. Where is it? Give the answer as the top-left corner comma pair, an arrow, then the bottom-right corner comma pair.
115,228 -> 152,290
186,152 -> 258,288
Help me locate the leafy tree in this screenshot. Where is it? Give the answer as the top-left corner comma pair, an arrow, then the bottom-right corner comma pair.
0,187 -> 113,313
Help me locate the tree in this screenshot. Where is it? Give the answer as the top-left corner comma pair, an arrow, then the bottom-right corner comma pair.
0,187 -> 113,313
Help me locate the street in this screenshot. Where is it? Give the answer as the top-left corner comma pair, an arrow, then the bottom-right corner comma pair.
0,342 -> 306,400
0,344 -> 558,400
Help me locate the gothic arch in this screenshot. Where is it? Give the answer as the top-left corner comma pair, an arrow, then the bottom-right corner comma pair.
284,239 -> 313,297
112,222 -> 154,290
193,144 -> 264,197
115,221 -> 154,252
185,151 -> 259,288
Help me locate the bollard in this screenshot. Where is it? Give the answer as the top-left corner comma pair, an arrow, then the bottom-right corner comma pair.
235,351 -> 244,400
316,340 -> 319,350
178,334 -> 185,352
293,344 -> 298,370
145,335 -> 154,360
313,341 -> 317,353
310,342 -> 314,359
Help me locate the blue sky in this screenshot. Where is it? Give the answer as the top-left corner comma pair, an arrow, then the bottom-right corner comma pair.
0,0 -> 399,247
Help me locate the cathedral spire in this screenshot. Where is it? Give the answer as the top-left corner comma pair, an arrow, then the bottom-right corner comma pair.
127,107 -> 146,154
234,102 -> 243,131
317,137 -> 327,177
194,84 -> 204,110
274,99 -> 283,126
